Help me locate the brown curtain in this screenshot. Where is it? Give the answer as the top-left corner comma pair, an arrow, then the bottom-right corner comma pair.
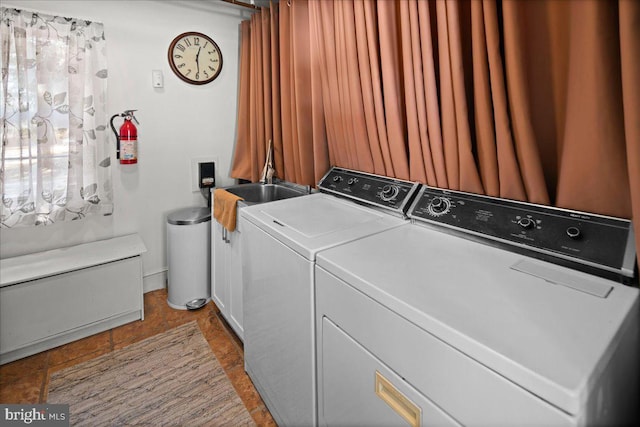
619,0 -> 640,268
230,1 -> 329,185
231,0 -> 640,266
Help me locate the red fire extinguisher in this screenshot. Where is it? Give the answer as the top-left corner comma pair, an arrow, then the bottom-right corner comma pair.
110,110 -> 139,164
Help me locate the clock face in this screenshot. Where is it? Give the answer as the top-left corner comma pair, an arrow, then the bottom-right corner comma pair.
168,32 -> 223,85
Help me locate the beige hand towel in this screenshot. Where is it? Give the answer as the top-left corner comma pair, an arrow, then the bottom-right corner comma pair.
213,189 -> 244,232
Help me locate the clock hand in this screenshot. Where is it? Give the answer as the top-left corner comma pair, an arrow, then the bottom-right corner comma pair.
195,47 -> 201,72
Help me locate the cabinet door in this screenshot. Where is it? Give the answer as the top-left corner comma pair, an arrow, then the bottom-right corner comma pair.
228,228 -> 244,341
211,218 -> 244,341
211,221 -> 228,315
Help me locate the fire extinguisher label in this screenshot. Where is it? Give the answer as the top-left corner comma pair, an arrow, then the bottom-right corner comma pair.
121,139 -> 137,161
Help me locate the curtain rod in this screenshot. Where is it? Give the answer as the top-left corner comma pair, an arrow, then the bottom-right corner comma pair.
220,0 -> 260,10
1,7 -> 103,25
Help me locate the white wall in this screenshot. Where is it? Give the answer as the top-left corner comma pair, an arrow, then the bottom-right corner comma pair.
0,0 -> 251,291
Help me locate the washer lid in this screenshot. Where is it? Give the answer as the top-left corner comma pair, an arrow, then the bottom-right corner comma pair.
240,193 -> 406,260
261,196 -> 379,238
167,207 -> 211,225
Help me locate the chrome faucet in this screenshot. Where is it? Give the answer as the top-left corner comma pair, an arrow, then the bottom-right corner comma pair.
260,139 -> 275,184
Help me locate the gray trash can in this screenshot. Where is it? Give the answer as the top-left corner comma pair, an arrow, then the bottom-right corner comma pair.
166,207 -> 211,310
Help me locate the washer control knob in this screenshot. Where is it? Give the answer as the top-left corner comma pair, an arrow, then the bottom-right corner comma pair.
428,197 -> 451,216
380,185 -> 399,201
332,176 -> 343,182
518,217 -> 535,229
347,177 -> 358,185
566,226 -> 581,239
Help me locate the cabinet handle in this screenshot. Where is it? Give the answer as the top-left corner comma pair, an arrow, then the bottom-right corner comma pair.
375,371 -> 421,427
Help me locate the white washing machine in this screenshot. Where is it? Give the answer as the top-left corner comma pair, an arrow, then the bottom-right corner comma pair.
240,167 -> 420,427
316,185 -> 639,426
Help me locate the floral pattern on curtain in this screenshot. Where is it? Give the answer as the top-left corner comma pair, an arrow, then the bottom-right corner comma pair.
1,7 -> 112,228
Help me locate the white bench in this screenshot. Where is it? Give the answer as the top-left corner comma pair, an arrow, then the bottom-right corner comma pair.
0,234 -> 147,364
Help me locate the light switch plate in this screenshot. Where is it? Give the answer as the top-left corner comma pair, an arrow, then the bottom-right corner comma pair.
152,70 -> 163,88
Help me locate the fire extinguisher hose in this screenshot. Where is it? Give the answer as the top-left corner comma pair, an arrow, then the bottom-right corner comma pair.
110,114 -> 121,159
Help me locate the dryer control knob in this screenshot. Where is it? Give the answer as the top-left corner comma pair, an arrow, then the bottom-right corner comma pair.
566,226 -> 581,239
332,176 -> 343,182
431,197 -> 445,211
428,197 -> 451,216
518,218 -> 534,229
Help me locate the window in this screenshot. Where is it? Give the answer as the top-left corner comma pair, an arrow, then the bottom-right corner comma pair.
1,7 -> 112,227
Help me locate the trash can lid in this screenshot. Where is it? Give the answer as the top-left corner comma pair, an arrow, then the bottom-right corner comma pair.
167,207 -> 211,225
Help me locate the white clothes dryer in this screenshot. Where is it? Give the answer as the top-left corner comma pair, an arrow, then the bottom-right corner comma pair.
315,185 -> 639,426
240,167 -> 420,427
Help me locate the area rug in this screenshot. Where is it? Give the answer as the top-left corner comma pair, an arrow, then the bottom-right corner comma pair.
47,321 -> 255,426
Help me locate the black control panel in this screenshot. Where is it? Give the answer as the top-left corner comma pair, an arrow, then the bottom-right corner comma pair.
318,167 -> 420,216
409,186 -> 637,282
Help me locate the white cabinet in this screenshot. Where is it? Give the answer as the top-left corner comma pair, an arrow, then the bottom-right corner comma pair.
211,216 -> 244,341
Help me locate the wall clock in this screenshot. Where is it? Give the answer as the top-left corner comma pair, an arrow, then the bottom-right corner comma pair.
168,32 -> 223,85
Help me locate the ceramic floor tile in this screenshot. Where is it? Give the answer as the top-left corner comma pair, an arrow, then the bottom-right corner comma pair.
217,314 -> 245,355
111,321 -> 168,350
196,314 -> 221,343
111,294 -> 172,346
210,299 -> 222,315
152,288 -> 168,300
47,347 -> 112,375
0,372 -> 43,404
142,291 -> 166,325
47,331 -> 112,368
207,329 -> 243,371
165,304 -> 213,328
250,406 -> 278,427
226,365 -> 265,413
0,352 -> 48,385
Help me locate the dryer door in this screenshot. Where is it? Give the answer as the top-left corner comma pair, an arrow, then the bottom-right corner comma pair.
320,317 -> 460,427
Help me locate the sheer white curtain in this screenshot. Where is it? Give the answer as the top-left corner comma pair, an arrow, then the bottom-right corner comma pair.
1,7 -> 112,227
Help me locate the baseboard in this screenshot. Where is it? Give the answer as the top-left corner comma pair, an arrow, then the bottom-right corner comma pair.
144,269 -> 167,293
0,311 -> 142,365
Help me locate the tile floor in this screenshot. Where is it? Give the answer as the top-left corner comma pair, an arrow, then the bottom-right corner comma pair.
0,289 -> 276,426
